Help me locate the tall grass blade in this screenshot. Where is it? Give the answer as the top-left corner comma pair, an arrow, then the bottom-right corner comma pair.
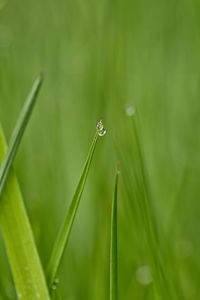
0,127 -> 50,299
46,122 -> 104,289
0,73 -> 43,197
110,167 -> 119,300
130,115 -> 174,299
0,74 -> 50,299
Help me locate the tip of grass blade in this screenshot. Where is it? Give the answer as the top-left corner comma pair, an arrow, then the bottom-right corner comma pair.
0,73 -> 43,197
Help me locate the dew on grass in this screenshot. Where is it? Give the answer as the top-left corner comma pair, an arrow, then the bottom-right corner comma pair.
54,278 -> 59,284
125,104 -> 135,116
98,129 -> 106,136
52,284 -> 57,290
36,293 -> 40,298
136,265 -> 152,285
18,293 -> 22,299
96,119 -> 106,136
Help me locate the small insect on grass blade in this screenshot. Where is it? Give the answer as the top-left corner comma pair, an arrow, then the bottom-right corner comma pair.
46,119 -> 106,290
110,167 -> 119,300
0,73 -> 43,197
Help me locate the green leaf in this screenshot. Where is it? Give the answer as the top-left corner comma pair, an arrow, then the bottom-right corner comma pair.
0,73 -> 43,197
46,128 -> 101,289
0,75 -> 50,299
0,128 -> 50,300
110,168 -> 119,300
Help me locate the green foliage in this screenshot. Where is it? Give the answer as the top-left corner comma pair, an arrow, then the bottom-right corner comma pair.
110,168 -> 119,300
0,126 -> 50,299
0,75 -> 49,299
0,74 -> 43,197
46,129 -> 99,289
0,0 -> 200,299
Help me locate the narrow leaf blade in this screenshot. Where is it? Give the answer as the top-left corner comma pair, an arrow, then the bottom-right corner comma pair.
0,128 -> 50,299
110,168 -> 119,300
0,73 -> 43,196
0,75 -> 50,299
47,129 -> 100,289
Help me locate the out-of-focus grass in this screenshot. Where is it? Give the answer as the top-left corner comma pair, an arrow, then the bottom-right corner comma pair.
0,0 -> 200,299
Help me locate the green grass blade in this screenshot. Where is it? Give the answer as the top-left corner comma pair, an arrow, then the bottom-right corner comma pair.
110,168 -> 119,300
46,122 -> 104,289
0,126 -> 50,299
0,73 -> 43,197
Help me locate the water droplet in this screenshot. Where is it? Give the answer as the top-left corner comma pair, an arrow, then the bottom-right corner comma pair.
52,285 -> 57,290
125,104 -> 135,116
18,293 -> 22,299
96,119 -> 103,131
136,265 -> 152,285
96,119 -> 106,136
98,129 -> 106,136
54,278 -> 59,284
36,293 -> 40,298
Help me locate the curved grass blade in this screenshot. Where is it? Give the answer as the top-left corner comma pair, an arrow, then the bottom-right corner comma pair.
0,73 -> 43,197
110,167 -> 119,300
46,123 -> 103,289
0,74 -> 50,299
0,132 -> 50,298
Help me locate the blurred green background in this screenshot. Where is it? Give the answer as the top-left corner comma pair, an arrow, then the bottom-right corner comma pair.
0,0 -> 200,299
